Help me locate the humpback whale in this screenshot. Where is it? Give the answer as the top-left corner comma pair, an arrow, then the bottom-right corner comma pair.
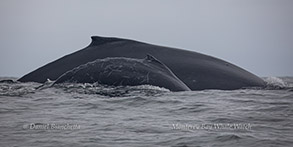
53,55 -> 191,92
18,36 -> 265,90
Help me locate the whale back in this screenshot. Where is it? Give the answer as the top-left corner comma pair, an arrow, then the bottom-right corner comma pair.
19,36 -> 265,90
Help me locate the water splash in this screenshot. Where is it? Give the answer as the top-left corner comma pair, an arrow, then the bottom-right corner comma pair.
264,77 -> 288,89
0,82 -> 41,96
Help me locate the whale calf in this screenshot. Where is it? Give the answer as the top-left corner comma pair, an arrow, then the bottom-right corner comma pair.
53,55 -> 191,92
19,36 -> 265,90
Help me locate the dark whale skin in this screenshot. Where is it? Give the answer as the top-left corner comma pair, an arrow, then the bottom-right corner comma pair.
19,36 -> 265,90
53,55 -> 191,92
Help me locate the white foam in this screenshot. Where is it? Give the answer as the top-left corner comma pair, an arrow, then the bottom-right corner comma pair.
130,85 -> 170,92
264,77 -> 288,88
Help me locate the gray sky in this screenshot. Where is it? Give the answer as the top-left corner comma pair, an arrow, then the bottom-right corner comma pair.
0,0 -> 292,77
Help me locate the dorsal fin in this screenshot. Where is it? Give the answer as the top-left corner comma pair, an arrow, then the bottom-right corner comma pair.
144,54 -> 168,69
89,36 -> 122,46
145,54 -> 161,63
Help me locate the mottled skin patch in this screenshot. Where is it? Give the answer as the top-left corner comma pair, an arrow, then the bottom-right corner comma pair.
54,55 -> 191,92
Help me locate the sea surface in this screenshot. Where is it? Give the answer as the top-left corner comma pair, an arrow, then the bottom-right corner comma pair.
0,77 -> 293,147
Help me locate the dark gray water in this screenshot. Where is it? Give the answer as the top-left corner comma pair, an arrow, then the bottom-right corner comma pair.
0,77 -> 293,147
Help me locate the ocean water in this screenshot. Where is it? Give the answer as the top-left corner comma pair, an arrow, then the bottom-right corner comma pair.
0,77 -> 293,147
